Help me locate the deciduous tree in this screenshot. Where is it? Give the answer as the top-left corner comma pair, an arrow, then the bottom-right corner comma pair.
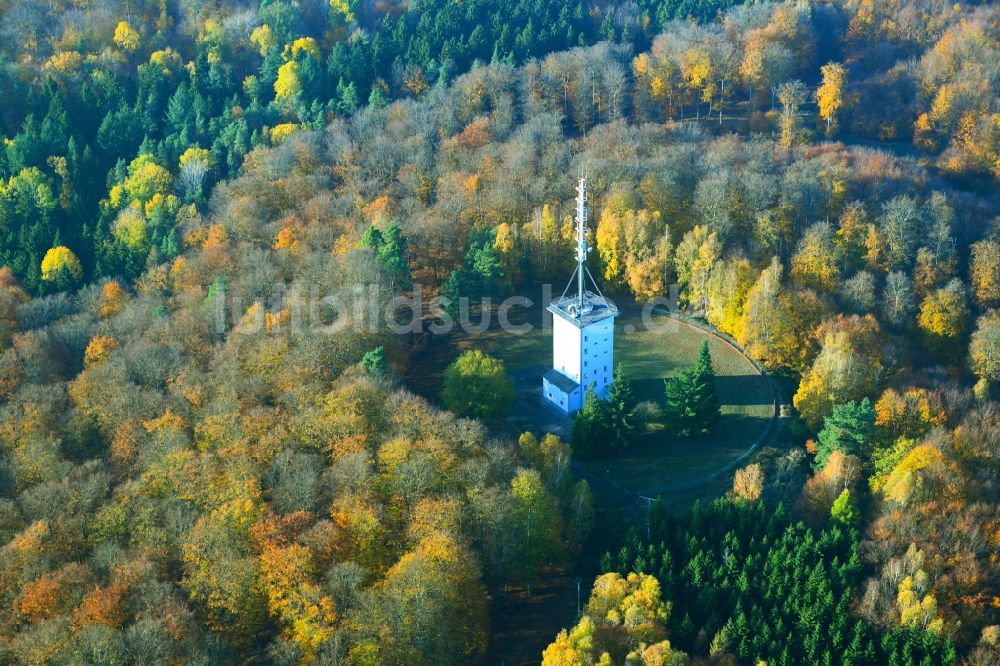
40,246 -> 82,287
778,80 -> 807,148
442,350 -> 514,419
731,463 -> 764,503
675,225 -> 720,313
793,315 -> 884,428
816,62 -> 846,136
917,278 -> 969,354
969,239 -> 1000,309
970,311 -> 1000,394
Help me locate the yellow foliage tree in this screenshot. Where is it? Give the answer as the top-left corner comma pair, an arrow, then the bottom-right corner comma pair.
148,47 -> 181,74
407,496 -> 463,545
113,21 -> 140,52
113,207 -> 149,250
706,258 -> 755,338
737,257 -> 783,359
628,641 -> 688,666
595,199 -> 669,300
731,463 -> 764,503
40,246 -> 82,284
633,53 -> 650,78
597,207 -> 627,288
542,615 -> 601,666
270,123 -> 300,143
917,278 -> 968,349
250,25 -> 274,55
897,570 -> 945,634
739,35 -> 766,101
84,336 -> 119,367
377,531 -> 489,661
835,202 -> 869,269
288,37 -> 320,60
970,239 -> 1000,308
330,0 -> 358,23
650,75 -> 666,100
543,571 -> 684,664
330,494 -> 385,570
881,443 -> 945,505
675,225 -> 720,313
586,572 -> 670,646
778,80 -> 807,148
681,47 -> 714,111
44,51 -> 83,77
493,222 -> 520,284
790,222 -> 840,293
273,223 -> 301,254
179,146 -> 212,169
874,388 -> 946,440
275,61 -> 302,100
792,315 -> 884,428
123,154 -> 172,203
816,62 -> 846,136
259,540 -> 336,657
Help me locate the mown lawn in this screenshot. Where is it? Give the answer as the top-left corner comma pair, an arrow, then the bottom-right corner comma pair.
404,298 -> 774,496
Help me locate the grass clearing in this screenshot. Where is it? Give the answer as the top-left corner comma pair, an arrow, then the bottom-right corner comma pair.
404,298 -> 774,497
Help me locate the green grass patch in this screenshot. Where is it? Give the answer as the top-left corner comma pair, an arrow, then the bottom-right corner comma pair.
404,299 -> 774,496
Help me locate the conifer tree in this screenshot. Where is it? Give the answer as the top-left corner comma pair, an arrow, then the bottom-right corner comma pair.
378,223 -> 412,291
360,346 -> 386,377
664,368 -> 699,437
359,225 -> 384,252
693,340 -> 721,426
814,398 -> 876,469
359,223 -> 412,292
441,269 -> 463,319
664,340 -> 720,437
830,488 -> 858,527
571,385 -> 611,458
605,367 -> 638,451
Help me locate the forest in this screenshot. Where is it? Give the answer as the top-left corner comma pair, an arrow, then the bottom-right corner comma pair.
0,0 -> 998,664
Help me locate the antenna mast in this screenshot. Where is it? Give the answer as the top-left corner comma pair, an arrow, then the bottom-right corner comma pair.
575,177 -> 587,309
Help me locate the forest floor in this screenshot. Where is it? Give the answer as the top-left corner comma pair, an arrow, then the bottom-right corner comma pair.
404,296 -> 776,664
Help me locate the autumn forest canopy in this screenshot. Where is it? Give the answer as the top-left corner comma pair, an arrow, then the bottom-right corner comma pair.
0,0 -> 998,664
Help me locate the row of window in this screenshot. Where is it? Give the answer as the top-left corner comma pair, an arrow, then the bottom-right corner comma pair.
582,345 -> 610,355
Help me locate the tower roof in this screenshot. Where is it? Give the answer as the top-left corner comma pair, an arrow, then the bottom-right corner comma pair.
548,292 -> 617,327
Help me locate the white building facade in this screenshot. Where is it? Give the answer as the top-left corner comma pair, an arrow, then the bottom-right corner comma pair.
542,178 -> 618,414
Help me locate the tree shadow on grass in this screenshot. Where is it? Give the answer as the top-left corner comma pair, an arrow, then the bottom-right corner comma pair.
713,374 -> 774,406
630,374 -> 772,407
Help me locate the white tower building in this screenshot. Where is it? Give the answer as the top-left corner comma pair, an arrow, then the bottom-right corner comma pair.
542,178 -> 619,414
